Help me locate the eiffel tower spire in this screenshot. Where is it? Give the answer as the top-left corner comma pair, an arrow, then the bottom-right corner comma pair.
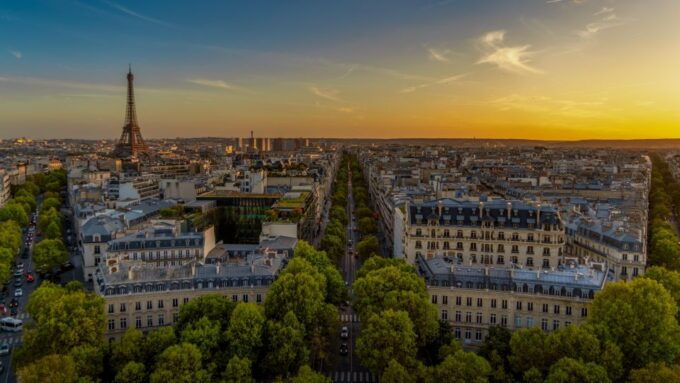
114,65 -> 149,158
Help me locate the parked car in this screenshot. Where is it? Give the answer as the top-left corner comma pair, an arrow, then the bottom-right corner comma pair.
61,261 -> 74,271
9,307 -> 17,316
9,298 -> 18,308
13,270 -> 22,278
340,326 -> 349,339
25,273 -> 34,283
14,289 -> 22,298
0,344 -> 9,356
13,280 -> 22,288
339,343 -> 349,356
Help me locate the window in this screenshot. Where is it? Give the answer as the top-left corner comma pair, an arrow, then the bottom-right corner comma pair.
581,308 -> 588,317
527,302 -> 534,311
566,306 -> 572,316
135,302 -> 141,311
527,246 -> 534,255
553,320 -> 560,330
136,317 -> 142,328
441,310 -> 448,320
516,301 -> 522,310
120,317 -> 127,330
232,295 -> 238,302
477,298 -> 483,307
147,315 -> 153,327
542,304 -> 549,313
455,311 -> 462,322
243,294 -> 249,303
542,259 -> 550,268
120,303 -> 126,312
490,314 -> 497,325
633,268 -> 639,276
172,298 -> 179,308
515,315 -> 522,328
501,315 -> 508,327
511,245 -> 519,253
465,329 -> 472,339
442,296 -> 448,305
466,297 -> 472,306
565,321 -> 571,327
527,257 -> 534,267
502,300 -> 508,309
432,295 -> 438,304
454,328 -> 461,339
183,297 -> 189,304
541,318 -> 548,330
554,305 -> 560,314
158,300 -> 164,309
147,301 -> 153,310
456,296 -> 462,306
108,304 -> 114,314
475,329 -> 482,341
415,241 -> 422,249
108,319 -> 115,330
526,317 -> 534,327
158,314 -> 165,327
476,312 -> 483,324
465,312 -> 472,323
491,299 -> 497,308
256,294 -> 262,303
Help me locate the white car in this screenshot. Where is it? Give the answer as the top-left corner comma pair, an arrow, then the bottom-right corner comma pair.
341,326 -> 349,339
14,289 -> 22,298
0,344 -> 9,356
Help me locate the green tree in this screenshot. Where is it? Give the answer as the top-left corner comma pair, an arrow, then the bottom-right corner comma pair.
0,220 -> 22,254
44,219 -> 62,240
644,266 -> 680,319
17,354 -> 78,383
15,194 -> 36,212
41,197 -> 61,213
357,217 -> 377,237
356,309 -> 417,374
33,239 -> 68,273
544,357 -> 610,383
545,325 -> 601,365
222,356 -> 254,383
15,282 -> 105,367
0,202 -> 29,227
355,207 -> 373,220
629,362 -> 680,383
38,207 -> 61,233
381,359 -> 415,383
180,316 -> 222,361
589,278 -> 680,369
149,343 -> 210,383
68,344 -> 104,381
111,329 -> 145,370
356,235 -> 379,259
294,241 -> 346,304
433,350 -> 491,383
262,312 -> 309,378
115,361 -> 147,383
144,326 -> 177,364
289,365 -> 331,383
175,294 -> 235,332
226,303 -> 265,359
508,328 -> 550,376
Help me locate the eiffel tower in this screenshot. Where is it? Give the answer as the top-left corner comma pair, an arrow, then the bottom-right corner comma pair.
113,65 -> 149,158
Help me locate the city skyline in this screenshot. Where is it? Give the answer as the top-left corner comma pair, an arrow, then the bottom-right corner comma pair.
1,0 -> 679,140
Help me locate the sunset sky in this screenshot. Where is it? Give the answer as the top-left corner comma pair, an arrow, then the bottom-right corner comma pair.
1,0 -> 679,140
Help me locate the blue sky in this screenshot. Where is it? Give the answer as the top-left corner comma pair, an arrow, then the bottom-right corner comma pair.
1,0 -> 678,139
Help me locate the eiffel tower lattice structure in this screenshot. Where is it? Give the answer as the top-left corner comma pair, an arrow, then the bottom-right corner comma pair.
113,66 -> 150,158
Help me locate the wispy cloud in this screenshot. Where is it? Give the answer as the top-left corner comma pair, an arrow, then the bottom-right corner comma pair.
594,7 -> 614,16
309,86 -> 342,102
0,75 -> 121,92
477,30 -> 543,74
400,73 -> 468,94
8,50 -> 21,59
427,47 -> 451,63
102,0 -> 172,27
577,10 -> 629,38
186,78 -> 250,93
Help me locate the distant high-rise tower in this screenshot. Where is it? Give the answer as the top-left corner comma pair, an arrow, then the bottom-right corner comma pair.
114,66 -> 149,158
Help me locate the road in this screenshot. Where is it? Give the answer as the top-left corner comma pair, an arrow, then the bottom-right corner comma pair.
326,164 -> 377,382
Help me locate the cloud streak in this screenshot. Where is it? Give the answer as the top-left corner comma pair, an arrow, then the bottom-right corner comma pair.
400,73 -> 468,94
577,10 -> 629,38
8,50 -> 21,59
309,86 -> 342,102
427,47 -> 450,62
186,78 -> 250,93
102,0 -> 172,27
477,30 -> 543,74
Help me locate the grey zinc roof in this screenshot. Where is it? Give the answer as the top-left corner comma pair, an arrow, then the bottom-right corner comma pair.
81,215 -> 125,240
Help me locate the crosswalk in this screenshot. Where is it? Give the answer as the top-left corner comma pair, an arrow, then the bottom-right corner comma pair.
339,313 -> 360,323
0,335 -> 21,346
14,313 -> 29,320
329,371 -> 377,382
